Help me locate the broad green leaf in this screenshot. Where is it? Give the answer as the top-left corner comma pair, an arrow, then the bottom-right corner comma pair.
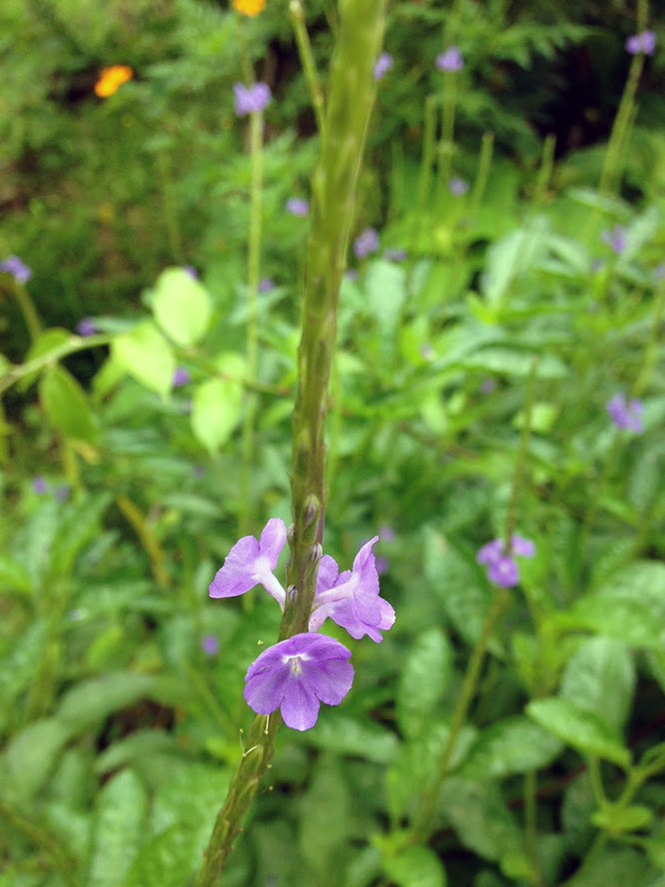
3,717 -> 71,800
299,760 -> 353,880
57,672 -> 159,732
554,846 -> 651,886
48,492 -> 112,577
440,777 -> 522,862
126,825 -> 199,887
112,321 -> 175,398
0,620 -> 47,732
300,712 -> 399,764
560,637 -> 634,733
457,716 -> 562,780
526,697 -> 630,767
87,769 -> 147,887
39,365 -> 98,444
396,627 -> 453,738
0,554 -> 32,593
190,353 -> 245,453
364,259 -> 406,342
383,847 -> 446,887
481,219 -> 548,308
151,267 -> 211,347
591,804 -> 652,833
458,347 -> 567,379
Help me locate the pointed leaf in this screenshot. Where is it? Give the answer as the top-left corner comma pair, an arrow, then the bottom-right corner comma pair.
112,321 -> 175,398
39,365 -> 98,444
151,267 -> 211,347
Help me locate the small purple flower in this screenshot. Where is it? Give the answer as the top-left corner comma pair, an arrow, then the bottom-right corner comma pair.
0,256 -> 32,284
309,537 -> 395,642
209,518 -> 287,607
626,30 -> 656,55
76,317 -> 97,337
258,277 -> 274,293
379,524 -> 396,542
353,227 -> 380,259
183,265 -> 199,279
172,366 -> 191,388
234,82 -> 271,117
244,632 -> 354,731
602,225 -> 626,255
477,534 -> 536,588
607,393 -> 644,433
436,47 -> 464,72
376,556 -> 389,575
373,52 -> 393,81
480,378 -> 496,395
449,177 -> 469,196
32,476 -> 47,494
202,633 -> 219,656
384,248 -> 407,262
285,197 -> 309,217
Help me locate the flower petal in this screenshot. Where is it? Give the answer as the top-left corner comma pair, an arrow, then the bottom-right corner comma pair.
259,518 -> 287,568
209,535 -> 260,597
279,679 -> 321,731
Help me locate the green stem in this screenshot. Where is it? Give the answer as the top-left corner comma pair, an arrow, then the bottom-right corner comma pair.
289,0 -> 326,138
409,584 -> 510,844
11,281 -> 42,342
0,334 -> 110,396
195,3 -> 386,883
239,108 -> 264,538
0,798 -> 79,887
504,358 -> 538,548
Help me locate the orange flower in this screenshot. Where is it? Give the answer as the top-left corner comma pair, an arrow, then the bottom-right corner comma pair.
94,65 -> 133,98
232,0 -> 265,16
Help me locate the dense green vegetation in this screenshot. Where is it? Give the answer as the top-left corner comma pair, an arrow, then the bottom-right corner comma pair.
1,1 -> 665,885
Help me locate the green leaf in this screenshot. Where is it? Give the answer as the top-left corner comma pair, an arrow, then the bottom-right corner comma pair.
396,627 -> 453,738
591,804 -> 652,833
299,759 -> 353,879
383,847 -> 447,887
126,825 -> 199,887
457,716 -> 563,780
440,777 -> 523,862
0,620 -> 47,733
560,637 -> 635,733
364,259 -> 406,341
87,769 -> 148,887
19,327 -> 72,391
111,321 -> 175,398
458,346 -> 567,379
300,712 -> 399,764
3,717 -> 71,800
0,554 -> 32,593
526,697 -> 631,767
190,353 -> 245,453
39,365 -> 98,445
151,267 -> 212,347
57,672 -> 159,732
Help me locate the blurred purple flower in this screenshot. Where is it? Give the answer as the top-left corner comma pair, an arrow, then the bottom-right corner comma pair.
376,556 -> 389,575
436,47 -> 463,72
172,367 -> 191,388
477,534 -> 536,588
202,633 -> 219,656
0,256 -> 32,284
76,317 -> 97,337
373,52 -> 393,81
183,265 -> 199,279
234,82 -> 271,116
607,393 -> 644,433
258,277 -> 274,292
626,30 -> 656,55
32,476 -> 47,494
480,378 -> 496,394
384,248 -> 407,262
244,632 -> 354,730
353,227 -> 380,259
602,225 -> 626,254
285,197 -> 309,217
379,524 -> 395,542
449,177 -> 469,196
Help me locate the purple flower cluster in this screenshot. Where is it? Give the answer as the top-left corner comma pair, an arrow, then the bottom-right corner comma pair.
607,393 -> 644,433
353,227 -> 380,259
477,534 -> 536,588
234,82 -> 271,116
172,366 -> 191,388
436,47 -> 463,72
602,225 -> 626,255
76,317 -> 97,337
625,30 -> 656,55
209,519 -> 394,729
0,256 -> 31,284
449,177 -> 469,196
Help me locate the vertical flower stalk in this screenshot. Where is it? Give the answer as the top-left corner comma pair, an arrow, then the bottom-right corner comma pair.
195,2 -> 386,883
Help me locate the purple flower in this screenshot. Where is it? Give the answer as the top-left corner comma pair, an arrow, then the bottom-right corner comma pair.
376,556 -> 389,575
373,52 -> 393,81
308,537 -> 395,641
353,227 -> 380,259
76,317 -> 97,337
183,265 -> 199,279
0,256 -> 32,284
234,82 -> 271,117
477,534 -> 536,588
258,277 -> 274,293
172,366 -> 191,388
384,248 -> 407,262
436,47 -> 463,72
202,633 -> 219,656
379,524 -> 395,542
480,378 -> 496,394
602,225 -> 626,255
285,197 -> 309,217
244,632 -> 354,730
449,177 -> 469,196
209,518 -> 287,607
32,476 -> 47,494
626,30 -> 656,55
607,393 -> 644,433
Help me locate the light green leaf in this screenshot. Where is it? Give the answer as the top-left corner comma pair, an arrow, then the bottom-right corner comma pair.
301,712 -> 399,764
126,825 -> 199,887
87,769 -> 148,887
190,353 -> 245,453
364,259 -> 406,338
39,365 -> 98,444
3,717 -> 71,800
112,321 -> 175,398
383,847 -> 447,887
151,267 -> 212,347
526,697 -> 630,767
560,637 -> 635,733
57,672 -> 159,732
19,327 -> 72,391
0,554 -> 32,593
458,347 -> 567,379
440,777 -> 522,862
591,804 -> 652,833
396,627 -> 453,738
457,716 -> 562,780
299,760 -> 353,879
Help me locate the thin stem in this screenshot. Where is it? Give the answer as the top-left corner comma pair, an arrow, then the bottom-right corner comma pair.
0,334 -> 110,396
116,494 -> 170,587
505,357 -> 538,548
289,0 -> 326,138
